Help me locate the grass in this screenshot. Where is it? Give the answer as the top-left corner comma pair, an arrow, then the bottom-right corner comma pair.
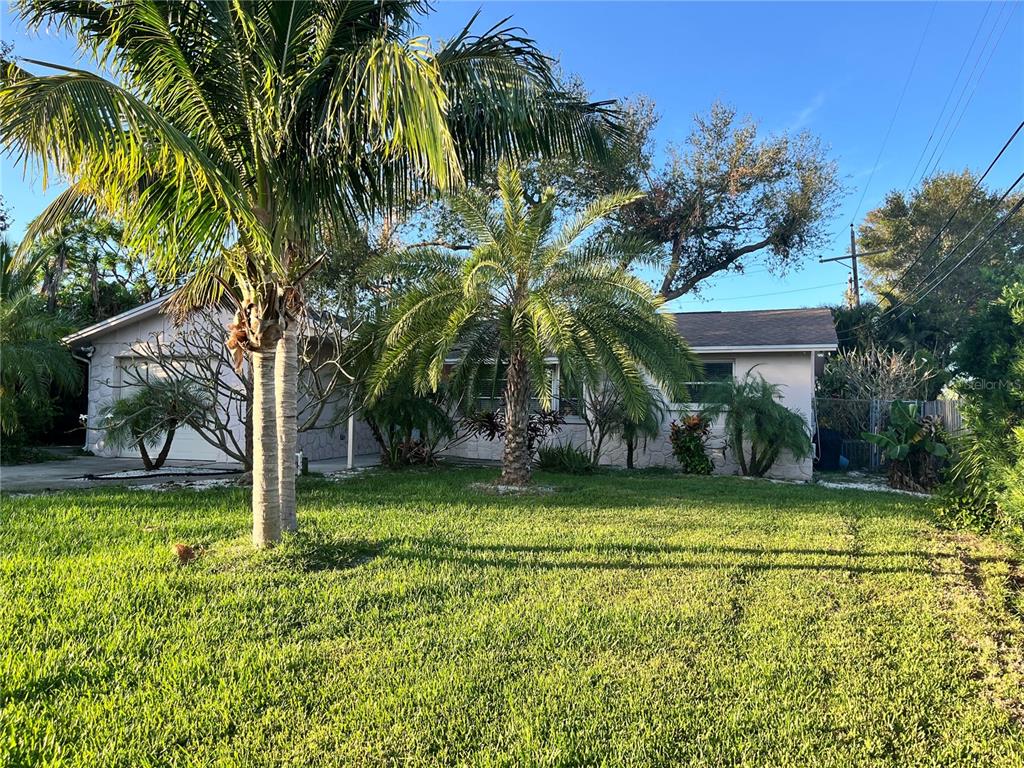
2,468 -> 1023,767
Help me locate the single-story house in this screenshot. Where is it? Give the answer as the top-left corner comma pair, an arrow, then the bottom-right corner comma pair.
65,303 -> 838,479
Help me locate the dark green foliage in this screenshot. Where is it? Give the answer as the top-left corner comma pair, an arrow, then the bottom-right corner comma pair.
0,241 -> 81,446
463,409 -> 566,457
701,373 -> 812,477
363,384 -> 454,468
100,380 -> 207,470
940,283 -> 1024,533
862,402 -> 948,492
669,415 -> 713,475
537,442 -> 593,474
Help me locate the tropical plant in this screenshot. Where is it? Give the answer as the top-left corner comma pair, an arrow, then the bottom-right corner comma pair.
2,1 -> 618,545
669,415 -> 714,475
619,388 -> 669,470
817,344 -> 937,401
367,159 -> 700,485
862,401 -> 948,492
0,240 -> 81,450
99,380 -> 206,470
462,408 -> 566,461
940,282 -> 1024,530
701,372 -> 812,477
537,442 -> 594,475
362,382 -> 455,468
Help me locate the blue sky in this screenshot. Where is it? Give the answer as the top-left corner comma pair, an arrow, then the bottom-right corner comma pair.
2,1 -> 1022,312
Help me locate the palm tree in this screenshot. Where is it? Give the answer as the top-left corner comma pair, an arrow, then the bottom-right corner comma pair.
367,160 -> 700,485
0,241 -> 80,436
700,371 -> 812,477
100,380 -> 206,471
1,1 -> 618,545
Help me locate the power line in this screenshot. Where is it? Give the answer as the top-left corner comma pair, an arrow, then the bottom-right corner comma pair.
884,119 -> 1024,296
892,193 -> 1024,321
903,2 -> 994,191
850,1 -> 937,223
839,169 -> 1024,335
893,168 -> 1024,306
916,0 -> 1016,187
675,281 -> 846,305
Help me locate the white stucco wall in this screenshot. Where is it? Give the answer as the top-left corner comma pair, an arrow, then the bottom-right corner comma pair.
79,308 -> 356,464
440,350 -> 818,480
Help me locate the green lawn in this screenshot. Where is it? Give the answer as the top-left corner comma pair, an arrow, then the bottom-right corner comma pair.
2,469 -> 1023,767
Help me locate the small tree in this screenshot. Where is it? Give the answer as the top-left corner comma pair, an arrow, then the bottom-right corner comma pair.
100,381 -> 206,470
818,345 -> 936,401
701,372 -> 812,477
367,159 -> 700,486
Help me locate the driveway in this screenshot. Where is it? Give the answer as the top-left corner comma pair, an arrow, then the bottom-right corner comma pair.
1,456 -> 243,493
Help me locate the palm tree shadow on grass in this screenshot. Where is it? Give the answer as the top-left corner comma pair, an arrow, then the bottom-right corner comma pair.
273,525 -> 383,572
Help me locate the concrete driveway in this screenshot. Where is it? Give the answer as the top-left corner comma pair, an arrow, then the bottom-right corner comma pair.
1,456 -> 244,493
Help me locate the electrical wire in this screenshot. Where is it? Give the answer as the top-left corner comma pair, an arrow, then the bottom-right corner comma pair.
850,2 -> 937,223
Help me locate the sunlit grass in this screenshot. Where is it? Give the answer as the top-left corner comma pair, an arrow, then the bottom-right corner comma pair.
2,468 -> 1022,766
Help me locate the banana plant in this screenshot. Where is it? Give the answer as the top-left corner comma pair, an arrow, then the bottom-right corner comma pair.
863,401 -> 948,490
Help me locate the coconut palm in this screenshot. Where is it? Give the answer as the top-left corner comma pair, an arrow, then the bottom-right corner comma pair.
1,0 -> 618,545
0,241 -> 81,436
367,160 -> 700,485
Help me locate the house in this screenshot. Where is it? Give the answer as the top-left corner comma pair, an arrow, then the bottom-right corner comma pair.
62,295 -> 371,466
65,303 -> 837,479
441,308 -> 839,479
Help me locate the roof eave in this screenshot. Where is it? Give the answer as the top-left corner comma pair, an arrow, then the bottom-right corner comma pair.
62,294 -> 173,346
691,343 -> 839,354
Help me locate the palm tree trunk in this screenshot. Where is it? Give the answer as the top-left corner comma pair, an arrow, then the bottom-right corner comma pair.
276,326 -> 298,533
500,349 -> 532,486
152,420 -> 177,469
137,437 -> 155,471
252,349 -> 281,547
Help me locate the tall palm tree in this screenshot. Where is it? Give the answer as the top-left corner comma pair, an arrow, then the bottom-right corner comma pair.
367,160 -> 700,485
0,0 -> 618,545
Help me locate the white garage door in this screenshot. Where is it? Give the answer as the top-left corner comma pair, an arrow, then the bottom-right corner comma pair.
114,359 -> 229,463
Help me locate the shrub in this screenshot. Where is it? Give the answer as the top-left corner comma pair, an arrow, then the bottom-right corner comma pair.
669,416 -> 713,475
701,373 -> 812,477
537,442 -> 594,474
463,409 -> 565,458
100,381 -> 207,470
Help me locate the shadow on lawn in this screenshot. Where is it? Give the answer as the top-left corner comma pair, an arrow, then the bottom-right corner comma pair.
381,539 -> 954,577
281,533 -> 1009,577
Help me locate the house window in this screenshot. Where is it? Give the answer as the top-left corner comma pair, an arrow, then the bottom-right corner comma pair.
468,362 -> 558,413
686,361 -> 734,404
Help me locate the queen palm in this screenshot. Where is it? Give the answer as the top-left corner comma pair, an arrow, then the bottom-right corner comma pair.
1,0 -> 618,545
367,160 -> 700,485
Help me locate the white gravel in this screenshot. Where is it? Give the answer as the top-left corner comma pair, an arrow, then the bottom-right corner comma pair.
89,466 -> 236,479
815,480 -> 930,498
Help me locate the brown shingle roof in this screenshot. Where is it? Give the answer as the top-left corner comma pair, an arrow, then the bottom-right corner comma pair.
672,308 -> 838,350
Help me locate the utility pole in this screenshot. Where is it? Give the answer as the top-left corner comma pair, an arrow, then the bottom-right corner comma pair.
819,224 -> 887,308
849,224 -> 860,307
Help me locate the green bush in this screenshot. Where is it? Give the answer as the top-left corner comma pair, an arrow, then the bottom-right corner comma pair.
669,416 -> 713,475
537,442 -> 593,474
700,373 -> 811,477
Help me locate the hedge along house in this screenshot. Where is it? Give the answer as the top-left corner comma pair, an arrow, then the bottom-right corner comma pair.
67,302 -> 837,478
63,294 -> 370,466
440,308 -> 839,480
